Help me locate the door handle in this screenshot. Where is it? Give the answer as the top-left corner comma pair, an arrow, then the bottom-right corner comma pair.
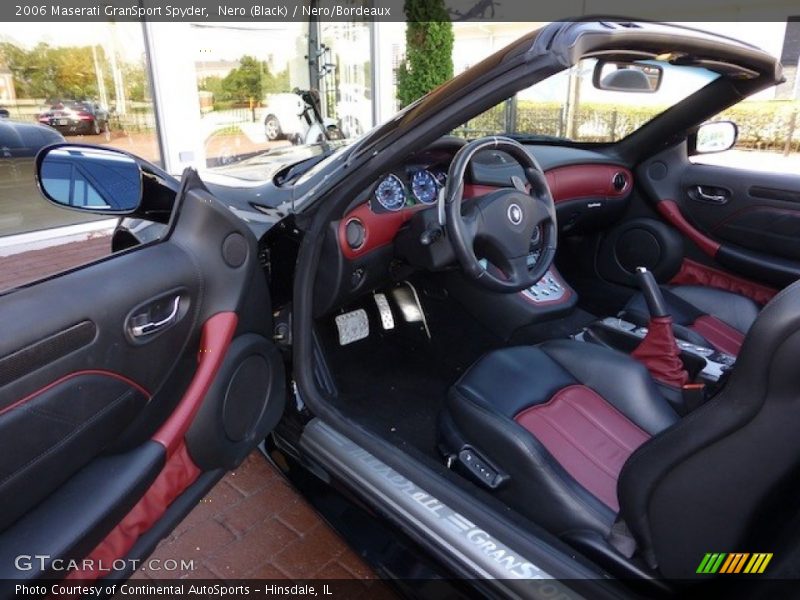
692,185 -> 729,204
129,296 -> 180,338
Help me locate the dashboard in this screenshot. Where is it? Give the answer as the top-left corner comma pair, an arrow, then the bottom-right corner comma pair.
339,147 -> 633,261
317,142 -> 634,317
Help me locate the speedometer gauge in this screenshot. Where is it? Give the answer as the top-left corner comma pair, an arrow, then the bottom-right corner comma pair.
374,174 -> 406,212
411,170 -> 439,205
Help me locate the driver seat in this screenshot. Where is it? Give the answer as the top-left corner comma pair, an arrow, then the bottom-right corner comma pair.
439,280 -> 800,578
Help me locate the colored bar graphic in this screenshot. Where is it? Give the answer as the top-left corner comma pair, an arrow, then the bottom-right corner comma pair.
698,552 -> 773,574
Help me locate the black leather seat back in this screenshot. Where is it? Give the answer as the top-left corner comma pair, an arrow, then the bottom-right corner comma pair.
618,279 -> 800,578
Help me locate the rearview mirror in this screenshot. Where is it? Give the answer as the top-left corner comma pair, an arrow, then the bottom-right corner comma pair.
593,61 -> 663,93
36,145 -> 142,214
694,121 -> 738,154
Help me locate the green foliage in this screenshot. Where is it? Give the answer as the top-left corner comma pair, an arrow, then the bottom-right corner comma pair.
716,100 -> 800,150
456,99 -> 800,151
199,56 -> 289,105
396,0 -> 453,108
219,55 -> 262,103
0,41 -> 148,104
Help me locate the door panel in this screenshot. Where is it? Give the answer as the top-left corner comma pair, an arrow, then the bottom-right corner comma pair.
0,168 -> 285,583
0,242 -> 202,535
637,142 -> 800,290
679,164 -> 800,261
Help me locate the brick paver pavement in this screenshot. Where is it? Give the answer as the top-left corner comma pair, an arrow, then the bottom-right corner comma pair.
131,453 -> 386,588
0,235 -> 111,291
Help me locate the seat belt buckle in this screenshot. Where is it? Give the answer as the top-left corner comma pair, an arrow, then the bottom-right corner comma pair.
682,383 -> 706,412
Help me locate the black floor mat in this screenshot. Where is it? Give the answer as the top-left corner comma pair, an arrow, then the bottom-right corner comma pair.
318,280 -> 503,458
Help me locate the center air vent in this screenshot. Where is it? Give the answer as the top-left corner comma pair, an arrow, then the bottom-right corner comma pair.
612,171 -> 628,192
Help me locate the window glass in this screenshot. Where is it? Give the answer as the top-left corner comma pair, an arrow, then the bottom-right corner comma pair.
192,23 -> 313,168
454,59 -> 720,142
0,22 -> 158,293
319,21 -> 374,139
690,99 -> 800,173
193,18 -> 375,181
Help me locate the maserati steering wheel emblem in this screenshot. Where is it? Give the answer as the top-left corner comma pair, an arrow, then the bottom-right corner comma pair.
507,203 -> 523,225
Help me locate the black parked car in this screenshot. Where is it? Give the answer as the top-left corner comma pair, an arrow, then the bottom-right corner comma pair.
0,119 -> 64,158
37,100 -> 109,136
3,19 -> 800,599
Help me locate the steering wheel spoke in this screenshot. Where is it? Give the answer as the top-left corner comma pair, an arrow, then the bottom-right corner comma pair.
505,254 -> 537,288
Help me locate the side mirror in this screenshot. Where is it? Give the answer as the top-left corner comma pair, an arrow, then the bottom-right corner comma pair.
36,145 -> 142,214
593,60 -> 663,93
694,121 -> 738,154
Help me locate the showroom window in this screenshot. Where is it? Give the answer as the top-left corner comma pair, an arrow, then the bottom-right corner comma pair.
0,22 -> 159,292
318,21 -> 373,139
193,18 -> 374,171
191,22 -> 312,168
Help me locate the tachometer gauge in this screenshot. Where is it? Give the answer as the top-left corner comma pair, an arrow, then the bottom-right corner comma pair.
411,169 -> 439,205
374,174 -> 406,212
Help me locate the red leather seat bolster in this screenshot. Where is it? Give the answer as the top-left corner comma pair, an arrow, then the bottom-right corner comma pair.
691,315 -> 744,356
515,385 -> 649,511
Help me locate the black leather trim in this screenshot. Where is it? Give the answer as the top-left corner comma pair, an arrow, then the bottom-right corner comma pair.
625,284 -> 759,334
0,374 -> 148,532
453,345 -> 575,418
0,441 -> 164,582
538,340 -> 678,436
0,321 -> 96,389
669,285 -> 759,333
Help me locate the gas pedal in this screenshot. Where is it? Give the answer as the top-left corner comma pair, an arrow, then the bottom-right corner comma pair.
391,282 -> 431,339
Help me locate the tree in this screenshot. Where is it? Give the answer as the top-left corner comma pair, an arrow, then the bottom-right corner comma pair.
221,55 -> 263,104
0,42 -> 122,102
396,0 -> 454,108
262,67 -> 289,95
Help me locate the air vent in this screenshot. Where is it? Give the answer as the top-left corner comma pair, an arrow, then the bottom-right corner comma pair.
612,172 -> 628,192
345,218 -> 366,250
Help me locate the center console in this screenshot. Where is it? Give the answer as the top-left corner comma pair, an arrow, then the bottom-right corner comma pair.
445,265 -> 578,340
578,316 -> 735,384
521,269 -> 568,304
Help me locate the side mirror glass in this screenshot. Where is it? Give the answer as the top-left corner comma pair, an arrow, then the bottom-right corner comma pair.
695,121 -> 738,154
36,145 -> 142,214
593,61 -> 663,93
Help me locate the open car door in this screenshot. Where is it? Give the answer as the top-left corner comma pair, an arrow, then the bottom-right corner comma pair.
0,145 -> 285,588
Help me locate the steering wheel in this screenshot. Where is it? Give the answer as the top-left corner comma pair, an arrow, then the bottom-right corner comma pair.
444,136 -> 557,293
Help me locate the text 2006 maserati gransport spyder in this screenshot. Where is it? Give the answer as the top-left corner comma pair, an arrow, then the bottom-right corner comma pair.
2,19 -> 799,599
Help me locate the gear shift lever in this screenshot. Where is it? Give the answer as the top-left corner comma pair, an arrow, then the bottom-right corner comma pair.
634,266 -> 668,318
631,267 -> 689,388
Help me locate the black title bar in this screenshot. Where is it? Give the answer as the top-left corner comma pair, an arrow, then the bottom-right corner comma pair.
4,0 -> 799,22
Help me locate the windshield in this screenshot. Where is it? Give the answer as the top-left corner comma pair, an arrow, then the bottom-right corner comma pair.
453,58 -> 720,142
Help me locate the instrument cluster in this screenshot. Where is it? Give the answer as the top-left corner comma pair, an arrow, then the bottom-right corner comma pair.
370,165 -> 448,213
